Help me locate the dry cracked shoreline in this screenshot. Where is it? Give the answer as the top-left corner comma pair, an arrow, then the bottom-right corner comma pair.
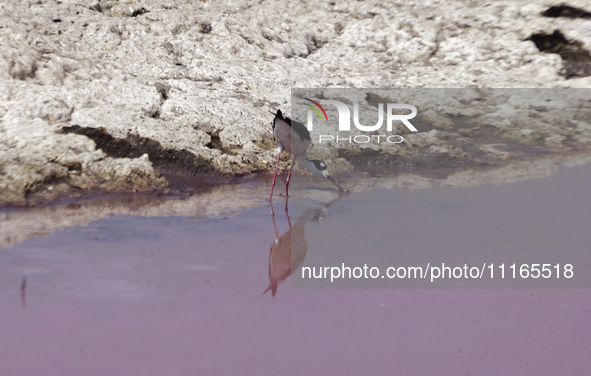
1,0 -> 591,206
2,151 -> 591,249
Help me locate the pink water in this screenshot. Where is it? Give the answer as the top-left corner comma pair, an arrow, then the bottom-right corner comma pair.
1,164 -> 590,375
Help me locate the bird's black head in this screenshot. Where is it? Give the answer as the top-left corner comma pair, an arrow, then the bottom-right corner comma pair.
310,160 -> 328,173
308,159 -> 348,192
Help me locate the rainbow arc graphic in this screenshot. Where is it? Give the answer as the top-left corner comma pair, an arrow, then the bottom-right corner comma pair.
303,98 -> 328,122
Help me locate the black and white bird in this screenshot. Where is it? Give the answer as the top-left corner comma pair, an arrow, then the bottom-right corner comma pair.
269,109 -> 346,200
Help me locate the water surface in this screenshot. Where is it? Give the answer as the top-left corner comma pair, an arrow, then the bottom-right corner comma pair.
1,157 -> 590,375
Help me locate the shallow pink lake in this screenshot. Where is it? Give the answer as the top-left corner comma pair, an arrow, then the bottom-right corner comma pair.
1,162 -> 590,375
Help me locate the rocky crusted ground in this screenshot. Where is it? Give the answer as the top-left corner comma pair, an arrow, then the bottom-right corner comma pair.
1,0 -> 591,205
2,152 -> 590,249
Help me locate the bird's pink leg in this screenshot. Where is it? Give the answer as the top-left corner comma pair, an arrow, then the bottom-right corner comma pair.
269,151 -> 282,201
285,153 -> 297,198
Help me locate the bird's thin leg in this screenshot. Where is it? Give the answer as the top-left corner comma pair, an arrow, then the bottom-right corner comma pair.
269,150 -> 282,201
285,153 -> 297,198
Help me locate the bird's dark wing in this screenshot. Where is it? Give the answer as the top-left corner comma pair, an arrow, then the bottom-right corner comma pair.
286,116 -> 311,142
272,109 -> 311,142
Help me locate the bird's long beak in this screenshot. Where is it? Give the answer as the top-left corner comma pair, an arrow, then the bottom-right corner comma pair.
326,175 -> 348,193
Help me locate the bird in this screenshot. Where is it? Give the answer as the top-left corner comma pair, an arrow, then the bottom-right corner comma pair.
269,109 -> 346,200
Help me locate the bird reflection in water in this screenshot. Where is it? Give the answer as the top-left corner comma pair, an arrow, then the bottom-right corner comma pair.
263,192 -> 348,297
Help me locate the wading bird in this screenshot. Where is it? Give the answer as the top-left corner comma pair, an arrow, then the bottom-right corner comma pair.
269,109 -> 346,200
